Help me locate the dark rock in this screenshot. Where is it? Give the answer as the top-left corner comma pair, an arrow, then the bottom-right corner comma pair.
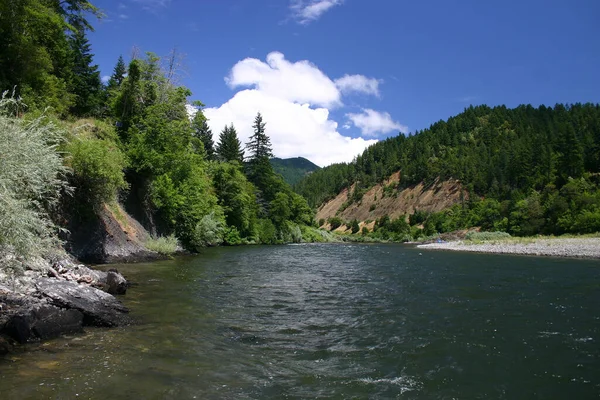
63,202 -> 166,264
36,278 -> 129,327
4,304 -> 83,343
106,269 -> 127,295
0,336 -> 12,354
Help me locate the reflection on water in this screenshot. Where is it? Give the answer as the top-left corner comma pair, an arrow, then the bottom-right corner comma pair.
1,244 -> 599,399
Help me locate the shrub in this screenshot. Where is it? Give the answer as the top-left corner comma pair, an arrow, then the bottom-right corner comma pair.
361,226 -> 369,235
465,231 -> 511,241
369,203 -> 376,212
190,212 -> 225,249
351,219 -> 360,234
0,95 -> 69,275
224,227 -> 242,246
318,218 -> 325,227
66,136 -> 128,207
328,216 -> 343,230
144,235 -> 179,255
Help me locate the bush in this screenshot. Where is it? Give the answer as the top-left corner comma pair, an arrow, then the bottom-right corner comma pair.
257,218 -> 277,244
66,136 -> 128,207
328,216 -> 343,230
0,95 -> 69,275
190,212 -> 225,249
224,227 -> 242,246
351,219 -> 360,234
318,218 -> 325,227
465,231 -> 511,241
361,226 -> 369,235
144,235 -> 179,255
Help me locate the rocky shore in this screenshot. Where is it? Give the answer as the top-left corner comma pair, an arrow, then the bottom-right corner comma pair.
0,258 -> 129,355
418,237 -> 600,259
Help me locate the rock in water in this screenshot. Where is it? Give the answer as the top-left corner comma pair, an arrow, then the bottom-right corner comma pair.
4,305 -> 83,344
106,269 -> 127,295
36,278 -> 129,327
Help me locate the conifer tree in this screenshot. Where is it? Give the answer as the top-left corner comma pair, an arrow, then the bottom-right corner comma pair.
68,29 -> 102,116
216,124 -> 244,164
192,112 -> 215,161
107,55 -> 126,90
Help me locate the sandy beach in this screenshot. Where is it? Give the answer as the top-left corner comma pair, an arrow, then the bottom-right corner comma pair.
418,237 -> 600,259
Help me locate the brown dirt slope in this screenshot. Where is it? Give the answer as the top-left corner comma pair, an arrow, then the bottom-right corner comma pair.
316,171 -> 466,228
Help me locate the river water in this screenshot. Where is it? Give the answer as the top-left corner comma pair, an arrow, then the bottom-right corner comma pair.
1,244 -> 599,399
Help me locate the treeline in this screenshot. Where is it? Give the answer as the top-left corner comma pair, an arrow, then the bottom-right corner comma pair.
0,0 -> 319,272
296,104 -> 600,236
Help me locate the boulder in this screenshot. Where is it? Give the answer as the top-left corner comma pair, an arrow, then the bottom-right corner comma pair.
3,304 -> 83,343
106,269 -> 127,295
36,278 -> 129,327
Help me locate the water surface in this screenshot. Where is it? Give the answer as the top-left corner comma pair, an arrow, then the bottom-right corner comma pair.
1,244 -> 599,399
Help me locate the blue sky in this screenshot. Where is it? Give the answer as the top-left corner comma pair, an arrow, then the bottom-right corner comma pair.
89,0 -> 600,166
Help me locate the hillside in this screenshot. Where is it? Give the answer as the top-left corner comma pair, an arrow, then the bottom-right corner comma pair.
298,104 -> 600,237
316,172 -> 465,225
271,157 -> 320,186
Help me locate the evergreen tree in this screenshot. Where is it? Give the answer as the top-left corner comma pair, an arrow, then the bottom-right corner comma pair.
68,29 -> 102,116
216,124 -> 244,164
192,112 -> 215,161
107,55 -> 126,90
246,112 -> 273,161
245,112 -> 278,200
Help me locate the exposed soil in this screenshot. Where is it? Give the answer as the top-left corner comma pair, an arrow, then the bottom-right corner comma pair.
317,172 -> 467,229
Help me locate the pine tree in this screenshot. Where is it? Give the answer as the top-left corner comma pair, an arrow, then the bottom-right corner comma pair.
68,29 -> 102,116
107,55 -> 126,90
216,124 -> 244,164
246,112 -> 273,161
192,112 -> 215,161
246,112 -> 275,185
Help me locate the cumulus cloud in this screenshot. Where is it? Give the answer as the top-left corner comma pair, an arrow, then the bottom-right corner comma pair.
101,75 -> 110,84
226,51 -> 341,108
290,0 -> 344,24
346,109 -> 408,137
202,52 -> 404,166
335,74 -> 381,97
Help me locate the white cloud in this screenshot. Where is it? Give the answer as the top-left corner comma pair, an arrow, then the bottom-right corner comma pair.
226,51 -> 341,108
335,74 -> 381,97
101,75 -> 110,84
346,109 -> 408,137
204,90 -> 376,167
202,52 -> 406,166
131,0 -> 171,12
290,0 -> 344,24
118,14 -> 129,19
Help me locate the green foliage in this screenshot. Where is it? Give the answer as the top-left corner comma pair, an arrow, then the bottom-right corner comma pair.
328,216 -> 344,230
144,234 -> 179,255
271,157 -> 320,186
350,219 -> 360,234
318,218 -> 325,227
210,161 -> 257,237
296,103 -> 600,237
0,96 -> 69,274
362,226 -> 369,235
257,218 -> 277,244
224,227 -> 242,246
66,133 -> 128,208
465,231 -> 512,241
68,30 -> 102,116
192,112 -> 215,160
190,211 -> 225,249
217,124 -> 244,164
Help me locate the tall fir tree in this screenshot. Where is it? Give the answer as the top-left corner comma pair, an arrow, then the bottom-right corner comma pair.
192,112 -> 215,161
216,124 -> 244,164
68,29 -> 102,116
246,113 -> 281,202
107,55 -> 126,90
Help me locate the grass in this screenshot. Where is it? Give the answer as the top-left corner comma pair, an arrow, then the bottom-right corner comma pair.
144,235 -> 179,255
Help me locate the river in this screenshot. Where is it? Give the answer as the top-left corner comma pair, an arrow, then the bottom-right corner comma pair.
1,244 -> 599,399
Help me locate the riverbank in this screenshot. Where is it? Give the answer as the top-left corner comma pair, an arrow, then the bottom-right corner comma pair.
0,258 -> 130,354
418,236 -> 600,259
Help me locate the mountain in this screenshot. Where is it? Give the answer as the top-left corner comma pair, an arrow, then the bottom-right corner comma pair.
296,103 -> 600,237
270,157 -> 320,186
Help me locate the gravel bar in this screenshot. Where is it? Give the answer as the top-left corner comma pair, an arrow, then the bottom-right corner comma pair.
417,237 -> 600,259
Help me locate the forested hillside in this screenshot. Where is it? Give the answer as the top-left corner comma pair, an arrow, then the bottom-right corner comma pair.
270,157 -> 320,186
296,104 -> 600,237
0,0 -> 321,274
